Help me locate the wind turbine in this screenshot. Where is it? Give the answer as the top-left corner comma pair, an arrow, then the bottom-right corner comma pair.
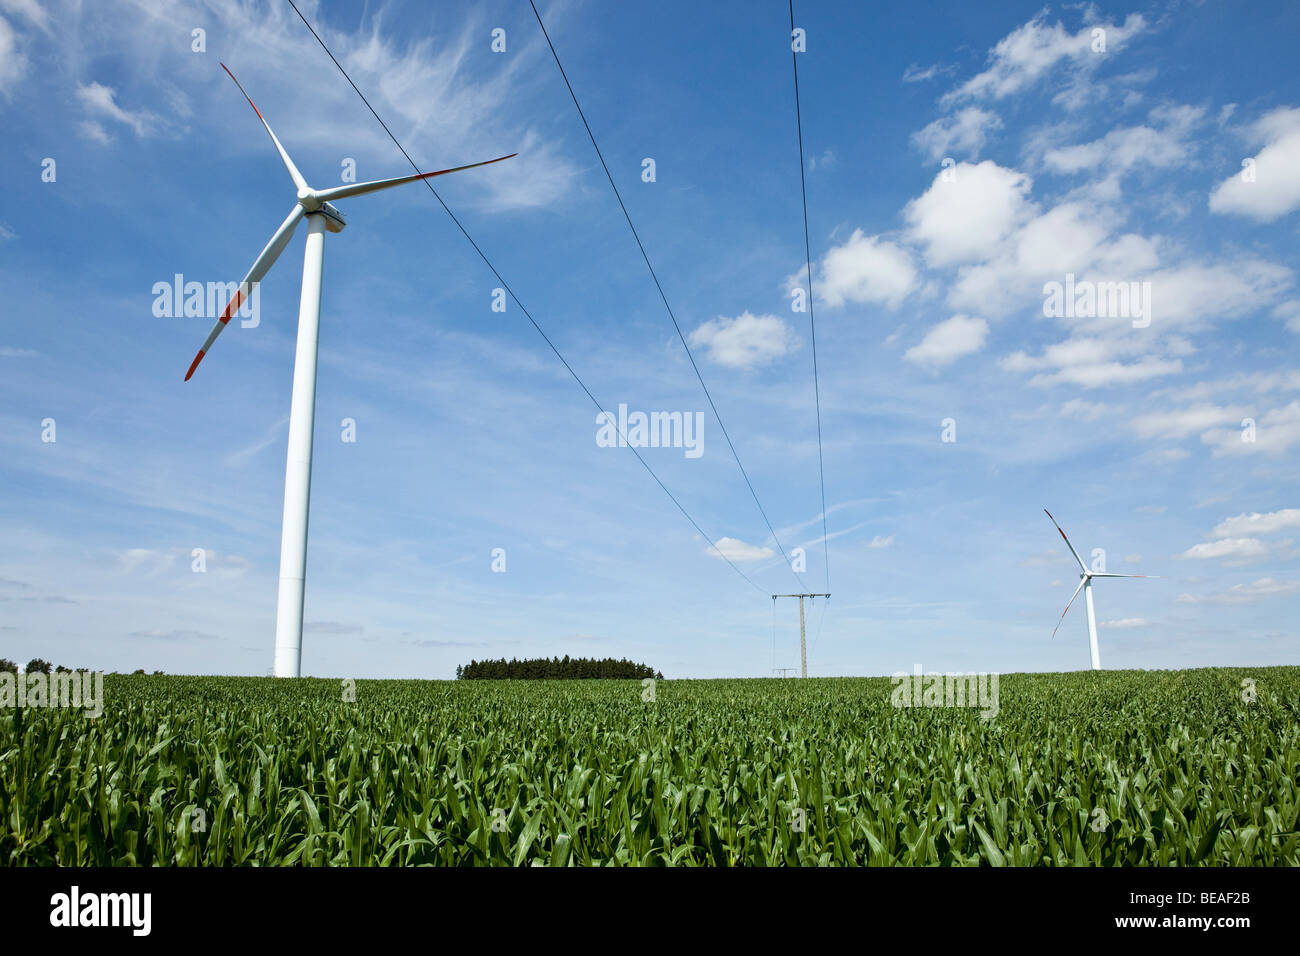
186,64 -> 515,677
1044,509 -> 1157,671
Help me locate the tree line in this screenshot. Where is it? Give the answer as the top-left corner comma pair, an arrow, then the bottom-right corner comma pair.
457,656 -> 663,680
1,659 -> 161,675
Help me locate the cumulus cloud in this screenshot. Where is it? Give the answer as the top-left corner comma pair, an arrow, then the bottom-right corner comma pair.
911,107 -> 1003,162
815,230 -> 917,308
1142,260 -> 1293,330
1211,509 -> 1300,539
1178,538 -> 1268,560
904,314 -> 988,367
1044,105 -> 1204,175
1210,106 -> 1300,222
688,312 -> 794,369
903,161 -> 1034,267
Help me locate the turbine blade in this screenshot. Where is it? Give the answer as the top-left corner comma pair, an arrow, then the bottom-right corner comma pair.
221,63 -> 309,194
1089,573 -> 1160,578
1051,578 -> 1087,639
1044,509 -> 1087,573
311,153 -> 518,203
184,205 -> 304,381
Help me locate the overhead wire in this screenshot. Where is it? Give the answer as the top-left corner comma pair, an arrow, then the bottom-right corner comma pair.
788,0 -> 831,595
529,0 -> 807,592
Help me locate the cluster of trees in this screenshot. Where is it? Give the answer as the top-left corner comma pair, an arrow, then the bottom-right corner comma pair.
0,659 -> 67,675
0,659 -> 161,675
457,656 -> 663,680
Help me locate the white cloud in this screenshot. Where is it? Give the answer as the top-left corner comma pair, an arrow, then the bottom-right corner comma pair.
1275,300 -> 1300,333
903,161 -> 1034,267
116,548 -> 176,575
1044,105 -> 1204,175
1202,401 -> 1300,457
76,81 -> 159,137
946,202 -> 1144,315
707,537 -> 774,562
0,16 -> 25,96
911,107 -> 1003,162
1006,336 -> 1185,389
902,63 -> 948,83
0,0 -> 51,33
688,312 -> 794,369
80,121 -> 111,145
1159,368 -> 1300,402
1144,260 -> 1293,330
816,230 -> 917,308
1211,509 -> 1300,539
1210,107 -> 1300,222
1099,617 -> 1146,628
942,12 -> 1146,104
1177,578 -> 1300,604
904,314 -> 988,367
1131,404 -> 1252,440
1178,538 -> 1267,560
1048,357 -> 1181,388
868,535 -> 894,549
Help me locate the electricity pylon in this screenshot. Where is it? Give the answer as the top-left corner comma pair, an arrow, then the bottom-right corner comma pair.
772,593 -> 830,678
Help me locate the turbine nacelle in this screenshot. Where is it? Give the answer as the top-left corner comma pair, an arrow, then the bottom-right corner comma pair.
314,201 -> 346,233
295,190 -> 343,232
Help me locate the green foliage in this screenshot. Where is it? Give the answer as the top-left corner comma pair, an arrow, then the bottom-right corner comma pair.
458,656 -> 662,680
0,668 -> 1296,866
0,659 -> 16,674
24,659 -> 52,675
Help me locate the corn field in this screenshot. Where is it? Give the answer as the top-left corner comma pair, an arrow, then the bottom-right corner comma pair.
2,668 -> 1297,865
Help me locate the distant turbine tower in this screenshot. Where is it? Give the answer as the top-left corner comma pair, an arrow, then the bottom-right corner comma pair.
186,64 -> 515,677
1044,509 -> 1157,671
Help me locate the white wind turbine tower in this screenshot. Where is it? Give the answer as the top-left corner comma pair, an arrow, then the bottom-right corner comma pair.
1044,509 -> 1157,671
186,64 -> 515,677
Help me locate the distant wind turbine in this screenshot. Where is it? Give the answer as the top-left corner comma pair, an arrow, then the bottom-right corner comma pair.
186,63 -> 515,677
1044,509 -> 1158,671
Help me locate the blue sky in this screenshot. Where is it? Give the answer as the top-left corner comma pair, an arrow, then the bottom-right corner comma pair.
1,0 -> 1297,678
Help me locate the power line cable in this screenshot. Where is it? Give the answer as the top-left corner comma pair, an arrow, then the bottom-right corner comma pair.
788,0 -> 831,594
529,0 -> 806,592
281,0 -> 765,595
